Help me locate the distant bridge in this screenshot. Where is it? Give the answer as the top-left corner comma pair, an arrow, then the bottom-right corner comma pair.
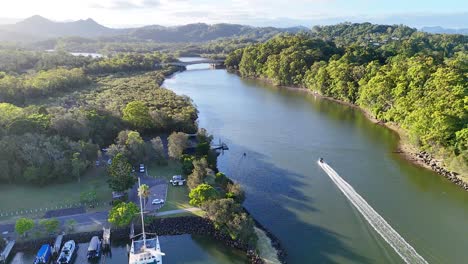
156,59 -> 225,68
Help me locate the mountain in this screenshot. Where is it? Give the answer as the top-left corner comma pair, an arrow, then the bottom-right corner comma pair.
0,15 -> 118,40
126,23 -> 305,42
0,16 -> 306,43
421,26 -> 468,35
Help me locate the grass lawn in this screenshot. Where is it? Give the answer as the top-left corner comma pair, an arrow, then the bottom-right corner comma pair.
0,167 -> 112,219
147,160 -> 192,212
158,210 -> 205,219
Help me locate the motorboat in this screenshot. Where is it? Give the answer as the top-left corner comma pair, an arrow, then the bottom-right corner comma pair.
87,236 -> 101,259
56,240 -> 77,264
34,244 -> 52,264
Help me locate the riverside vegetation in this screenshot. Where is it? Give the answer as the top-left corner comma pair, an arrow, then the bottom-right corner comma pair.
225,22 -> 468,185
0,47 -> 260,257
0,51 -> 196,184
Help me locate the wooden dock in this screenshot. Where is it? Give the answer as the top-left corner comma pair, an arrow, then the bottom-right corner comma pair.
0,240 -> 15,263
211,143 -> 229,151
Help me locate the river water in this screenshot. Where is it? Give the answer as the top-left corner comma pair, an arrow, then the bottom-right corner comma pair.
8,62 -> 468,264
8,235 -> 247,263
161,62 -> 468,263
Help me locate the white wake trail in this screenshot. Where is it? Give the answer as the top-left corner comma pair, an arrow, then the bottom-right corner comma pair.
318,161 -> 428,264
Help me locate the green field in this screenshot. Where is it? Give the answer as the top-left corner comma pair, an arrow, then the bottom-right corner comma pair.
0,167 -> 111,219
147,161 -> 192,212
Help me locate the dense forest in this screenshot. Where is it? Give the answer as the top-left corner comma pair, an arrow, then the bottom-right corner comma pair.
226,23 -> 468,176
0,50 -> 197,184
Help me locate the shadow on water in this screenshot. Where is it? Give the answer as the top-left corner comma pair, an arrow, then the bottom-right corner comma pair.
219,142 -> 372,264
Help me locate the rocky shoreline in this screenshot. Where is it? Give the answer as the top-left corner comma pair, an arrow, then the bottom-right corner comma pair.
11,216 -> 268,263
410,151 -> 468,190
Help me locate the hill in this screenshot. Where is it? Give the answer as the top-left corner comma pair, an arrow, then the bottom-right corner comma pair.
0,16 -> 306,43
0,15 -> 117,40
421,26 -> 468,35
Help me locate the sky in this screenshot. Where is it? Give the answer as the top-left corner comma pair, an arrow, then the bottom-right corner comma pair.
0,0 -> 467,28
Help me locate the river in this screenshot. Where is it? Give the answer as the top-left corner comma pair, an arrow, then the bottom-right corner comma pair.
161,61 -> 468,263
8,61 -> 468,264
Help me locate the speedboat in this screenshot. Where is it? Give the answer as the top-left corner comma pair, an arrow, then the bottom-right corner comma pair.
56,240 -> 77,264
87,236 -> 101,259
319,157 -> 324,163
34,244 -> 52,264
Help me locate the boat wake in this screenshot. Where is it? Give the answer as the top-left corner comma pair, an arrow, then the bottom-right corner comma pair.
318,161 -> 428,264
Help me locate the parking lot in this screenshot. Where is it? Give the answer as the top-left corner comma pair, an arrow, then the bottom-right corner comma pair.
145,180 -> 168,211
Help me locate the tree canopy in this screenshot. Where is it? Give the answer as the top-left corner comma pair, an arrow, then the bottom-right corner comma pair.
107,153 -> 136,192
108,202 -> 139,227
189,183 -> 218,206
15,217 -> 34,236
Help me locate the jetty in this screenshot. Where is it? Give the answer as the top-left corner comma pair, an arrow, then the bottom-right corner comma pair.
211,142 -> 229,151
0,240 -> 15,263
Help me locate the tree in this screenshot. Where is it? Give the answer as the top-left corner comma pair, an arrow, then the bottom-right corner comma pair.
189,184 -> 218,206
65,219 -> 77,232
39,218 -> 60,234
123,101 -> 152,130
71,152 -> 88,182
150,136 -> 166,164
203,198 -> 257,246
138,184 -> 150,210
108,202 -> 139,227
108,153 -> 136,192
167,132 -> 188,159
187,158 -> 208,190
226,183 -> 245,203
125,131 -> 147,164
15,218 -> 34,237
181,155 -> 195,175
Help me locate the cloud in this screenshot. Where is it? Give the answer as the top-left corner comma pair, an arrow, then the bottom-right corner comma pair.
91,0 -> 160,9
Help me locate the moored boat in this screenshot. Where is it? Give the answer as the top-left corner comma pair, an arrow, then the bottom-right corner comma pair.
128,178 -> 165,264
56,240 -> 77,264
34,244 -> 52,264
87,236 -> 101,259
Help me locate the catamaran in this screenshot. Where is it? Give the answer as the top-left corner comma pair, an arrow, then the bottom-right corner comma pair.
128,178 -> 165,264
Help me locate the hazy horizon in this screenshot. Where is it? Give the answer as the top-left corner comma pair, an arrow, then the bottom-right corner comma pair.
0,0 -> 467,28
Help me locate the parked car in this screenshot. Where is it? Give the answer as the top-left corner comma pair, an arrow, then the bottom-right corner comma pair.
151,199 -> 165,205
170,175 -> 186,186
139,164 -> 145,173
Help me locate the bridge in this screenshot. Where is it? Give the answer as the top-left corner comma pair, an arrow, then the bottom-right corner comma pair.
156,59 -> 225,68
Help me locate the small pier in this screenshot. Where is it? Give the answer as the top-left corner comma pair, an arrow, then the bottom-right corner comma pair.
0,240 -> 15,263
211,143 -> 229,151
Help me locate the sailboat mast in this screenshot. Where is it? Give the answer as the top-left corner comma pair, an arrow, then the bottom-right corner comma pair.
138,177 -> 146,244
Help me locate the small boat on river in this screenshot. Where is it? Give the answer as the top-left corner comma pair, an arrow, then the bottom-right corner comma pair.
56,240 -> 77,264
34,244 -> 52,264
87,236 -> 101,259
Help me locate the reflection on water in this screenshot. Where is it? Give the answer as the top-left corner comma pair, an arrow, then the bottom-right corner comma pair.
163,67 -> 468,264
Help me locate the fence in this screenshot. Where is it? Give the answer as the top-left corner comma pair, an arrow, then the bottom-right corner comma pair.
0,202 -> 108,218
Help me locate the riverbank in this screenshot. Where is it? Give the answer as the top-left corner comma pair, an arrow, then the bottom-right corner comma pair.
241,74 -> 467,191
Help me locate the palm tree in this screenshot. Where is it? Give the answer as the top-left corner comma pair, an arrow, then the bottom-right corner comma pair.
138,184 -> 150,211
